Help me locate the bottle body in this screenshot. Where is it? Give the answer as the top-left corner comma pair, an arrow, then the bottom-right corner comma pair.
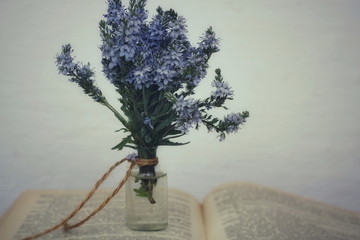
125,164 -> 168,230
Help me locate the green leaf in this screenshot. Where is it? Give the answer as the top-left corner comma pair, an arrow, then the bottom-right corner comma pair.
124,144 -> 137,149
152,101 -> 172,117
158,139 -> 189,146
162,133 -> 185,140
166,129 -> 183,136
115,128 -> 129,133
242,111 -> 250,118
154,115 -> 175,132
111,135 -> 133,151
133,186 -> 148,198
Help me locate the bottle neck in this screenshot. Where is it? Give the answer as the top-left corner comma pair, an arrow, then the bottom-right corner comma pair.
137,146 -> 157,176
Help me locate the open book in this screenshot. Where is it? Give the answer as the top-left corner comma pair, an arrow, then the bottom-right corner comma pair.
1,182 -> 360,240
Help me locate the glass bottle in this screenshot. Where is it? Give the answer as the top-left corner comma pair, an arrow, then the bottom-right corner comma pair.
125,148 -> 168,230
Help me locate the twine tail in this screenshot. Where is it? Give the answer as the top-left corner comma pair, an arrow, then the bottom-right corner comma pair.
63,161 -> 136,230
22,158 -> 130,240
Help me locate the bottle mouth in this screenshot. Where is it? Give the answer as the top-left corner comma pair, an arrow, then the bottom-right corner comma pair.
131,166 -> 167,179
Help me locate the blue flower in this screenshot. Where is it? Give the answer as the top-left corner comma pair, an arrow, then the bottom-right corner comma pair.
119,44 -> 136,61
154,66 -> 175,88
144,117 -> 154,129
199,27 -> 220,54
99,2 -> 215,91
127,152 -> 137,161
162,46 -> 184,69
211,80 -> 234,99
57,0 -> 248,144
148,18 -> 166,43
104,0 -> 125,26
224,113 -> 245,134
55,44 -> 76,76
167,16 -> 187,40
173,96 -> 202,133
56,44 -> 102,102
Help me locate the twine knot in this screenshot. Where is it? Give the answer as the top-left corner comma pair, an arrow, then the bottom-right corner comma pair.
132,157 -> 158,166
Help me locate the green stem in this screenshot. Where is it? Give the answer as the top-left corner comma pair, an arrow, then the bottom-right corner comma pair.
102,99 -> 129,128
102,98 -> 147,146
142,87 -> 149,117
203,119 -> 220,132
137,146 -> 157,204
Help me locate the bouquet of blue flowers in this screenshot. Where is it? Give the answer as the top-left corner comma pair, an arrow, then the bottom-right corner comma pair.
55,0 -> 249,203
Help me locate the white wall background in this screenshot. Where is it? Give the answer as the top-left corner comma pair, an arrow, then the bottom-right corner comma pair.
1,0 -> 360,216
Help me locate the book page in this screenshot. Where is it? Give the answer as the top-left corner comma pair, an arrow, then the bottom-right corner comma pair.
203,183 -> 360,240
0,189 -> 205,240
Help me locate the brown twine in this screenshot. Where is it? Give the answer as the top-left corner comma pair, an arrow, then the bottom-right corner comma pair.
22,157 -> 158,240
